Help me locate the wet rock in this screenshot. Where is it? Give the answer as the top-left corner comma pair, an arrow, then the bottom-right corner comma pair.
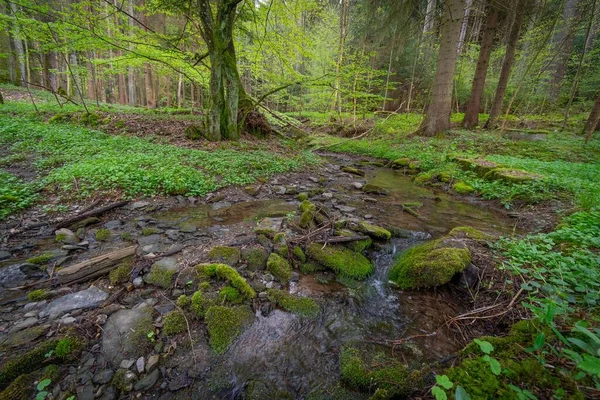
0,250 -> 11,260
0,263 -> 46,285
341,166 -> 365,176
0,324 -> 48,348
254,217 -> 283,237
93,369 -> 115,384
146,354 -> 160,372
459,264 -> 480,288
208,246 -> 241,265
55,228 -> 79,244
39,286 -> 108,319
76,383 -> 95,400
120,359 -> 135,369
8,316 -> 38,333
211,201 -> 232,211
361,184 -> 388,195
61,244 -> 87,251
101,304 -> 152,366
354,221 -> 392,240
137,357 -> 145,373
134,369 -> 160,391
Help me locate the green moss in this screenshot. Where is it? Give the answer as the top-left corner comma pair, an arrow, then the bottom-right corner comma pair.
355,222 -> 391,240
219,286 -> 243,304
306,244 -> 373,280
109,261 -> 132,285
300,261 -> 326,274
163,310 -> 187,336
0,340 -> 58,388
242,246 -> 269,270
388,240 -> 471,289
453,181 -> 475,194
112,368 -> 136,392
266,253 -> 292,281
408,161 -> 420,170
0,372 -> 36,400
484,168 -> 542,183
205,306 -> 254,354
437,171 -> 452,183
292,246 -> 307,263
454,157 -> 502,177
299,209 -> 315,228
392,157 -> 411,168
336,229 -> 372,252
414,173 -> 433,185
71,216 -> 100,229
297,193 -> 309,201
340,347 -> 417,397
130,310 -> 155,349
27,289 -> 48,301
141,227 -> 159,236
208,246 -> 241,265
361,184 -> 388,195
26,252 -> 54,265
267,289 -> 320,318
190,290 -> 205,317
275,244 -> 289,258
120,232 -> 133,241
197,263 -> 256,298
54,336 -> 85,358
55,233 -> 67,242
273,232 -> 286,244
299,200 -> 316,213
341,166 -> 365,176
176,294 -> 191,308
449,226 -> 494,241
146,264 -> 176,288
95,228 -> 111,241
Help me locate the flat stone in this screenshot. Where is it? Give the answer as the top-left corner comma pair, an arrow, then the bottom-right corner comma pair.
308,176 -> 319,183
136,357 -> 145,373
0,325 -> 48,348
39,286 -> 108,319
55,228 -> 79,244
130,201 -> 150,210
179,223 -> 197,233
9,317 -> 38,333
154,304 -> 175,316
152,257 -> 178,271
101,305 -> 151,366
137,234 -> 162,247
0,263 -> 46,286
93,369 -> 115,384
335,205 -> 356,213
134,369 -> 160,391
168,372 -> 190,391
61,245 -> 87,251
211,201 -> 232,211
254,217 -> 284,236
59,316 -> 77,325
104,220 -> 122,229
322,192 -> 333,199
146,354 -> 160,372
0,251 -> 11,260
120,359 -> 135,369
76,383 -> 95,400
163,243 -> 184,256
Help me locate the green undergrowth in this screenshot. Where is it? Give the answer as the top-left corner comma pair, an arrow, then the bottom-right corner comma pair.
311,120 -> 600,208
0,115 -> 318,218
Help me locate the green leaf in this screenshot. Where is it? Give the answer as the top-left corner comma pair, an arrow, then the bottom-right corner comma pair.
533,332 -> 545,350
455,385 -> 471,400
578,354 -> 600,377
431,386 -> 448,400
435,374 -> 453,390
36,379 -> 51,391
483,355 -> 502,375
474,339 -> 494,355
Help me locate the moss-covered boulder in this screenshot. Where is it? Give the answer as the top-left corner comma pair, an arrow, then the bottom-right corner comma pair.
146,258 -> 178,288
355,221 -> 391,240
241,246 -> 269,270
391,157 -> 411,168
267,289 -> 320,318
449,226 -> 494,241
413,173 -> 433,185
306,244 -> 373,280
389,239 -> 471,289
484,168 -> 542,183
361,184 -> 388,195
341,166 -> 365,176
455,157 -> 503,177
254,217 -> 284,237
162,310 -> 187,336
208,246 -> 241,265
266,253 -> 292,281
340,347 -> 420,397
205,306 -> 254,354
335,229 -> 372,252
197,263 -> 256,298
453,181 -> 475,194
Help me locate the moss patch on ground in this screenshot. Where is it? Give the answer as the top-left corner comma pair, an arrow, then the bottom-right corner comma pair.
267,289 -> 320,318
205,305 -> 254,354
27,289 -> 48,301
208,246 -> 241,265
241,246 -> 269,270
109,261 -> 133,285
449,226 -> 494,241
146,263 -> 176,288
388,239 -> 471,289
197,263 -> 256,298
266,253 -> 292,281
355,222 -> 391,240
306,244 -> 373,280
95,228 -> 111,241
162,310 -> 187,336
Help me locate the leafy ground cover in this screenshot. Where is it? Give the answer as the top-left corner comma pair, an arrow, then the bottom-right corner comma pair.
309,113 -> 600,208
0,114 -> 317,219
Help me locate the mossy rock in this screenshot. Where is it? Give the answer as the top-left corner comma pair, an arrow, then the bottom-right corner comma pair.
71,216 -> 100,229
162,310 -> 187,336
299,209 -> 315,228
336,229 -> 372,252
275,244 -> 289,258
300,261 -> 326,274
141,227 -> 160,236
299,200 -> 316,213
208,246 -> 241,265
341,166 -> 365,177
361,184 -> 388,195
241,246 -> 269,270
197,263 -> 256,298
273,232 -> 287,244
355,221 -> 391,240
306,244 -> 373,280
0,325 -> 48,350
219,286 -> 243,304
27,289 -> 49,301
109,261 -> 133,285
388,239 -> 471,289
267,289 -> 320,318
454,157 -> 503,177
408,160 -> 420,170
453,181 -> 475,195
292,246 -> 307,263
95,228 -> 111,241
266,253 -> 292,282
449,226 -> 494,241
146,260 -> 177,288
190,290 -> 206,317
484,168 -> 542,183
340,347 -> 419,397
205,306 -> 254,354
413,173 -> 433,185
391,157 -> 411,168
26,252 -> 55,265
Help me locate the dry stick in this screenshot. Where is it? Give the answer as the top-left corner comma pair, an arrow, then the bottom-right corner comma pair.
55,200 -> 129,229
446,287 -> 524,325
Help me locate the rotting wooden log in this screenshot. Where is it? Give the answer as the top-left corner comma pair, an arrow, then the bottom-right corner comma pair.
315,235 -> 370,244
55,200 -> 129,229
56,245 -> 136,285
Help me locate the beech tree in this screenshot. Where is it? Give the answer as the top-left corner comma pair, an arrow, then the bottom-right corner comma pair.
419,0 -> 466,136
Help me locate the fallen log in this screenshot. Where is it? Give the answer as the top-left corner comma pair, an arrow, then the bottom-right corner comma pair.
315,235 -> 370,244
56,245 -> 137,285
55,200 -> 129,229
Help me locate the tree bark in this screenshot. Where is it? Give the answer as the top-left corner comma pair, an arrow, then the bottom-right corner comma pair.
332,0 -> 350,120
549,0 -> 581,99
456,0 -> 473,55
484,0 -> 527,129
584,92 -> 600,142
127,0 -> 136,106
462,5 -> 499,128
419,0 -> 466,136
423,0 -> 437,34
9,1 -> 26,86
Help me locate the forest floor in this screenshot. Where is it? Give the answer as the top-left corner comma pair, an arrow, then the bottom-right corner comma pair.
0,85 -> 599,399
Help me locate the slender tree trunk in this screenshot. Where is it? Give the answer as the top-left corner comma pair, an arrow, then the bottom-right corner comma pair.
382,26 -> 397,111
484,0 -> 527,129
462,5 -> 499,128
423,0 -> 437,34
166,75 -> 171,108
127,0 -> 136,106
457,0 -> 473,55
332,0 -> 350,120
419,0 -> 466,136
584,91 -> 600,143
9,1 -> 25,86
549,0 -> 581,99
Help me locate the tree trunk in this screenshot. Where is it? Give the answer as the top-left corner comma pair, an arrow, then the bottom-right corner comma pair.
423,0 -> 437,34
332,0 -> 350,120
484,0 -> 526,129
9,1 -> 26,86
456,0 -> 473,55
419,0 -> 466,136
462,5 -> 499,128
549,0 -> 581,99
584,92 -> 600,142
127,0 -> 136,106
199,0 -> 255,141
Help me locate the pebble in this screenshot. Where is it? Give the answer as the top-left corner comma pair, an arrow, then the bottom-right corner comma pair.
322,192 -> 333,199
120,359 -> 135,369
92,369 -> 114,384
133,277 -> 144,287
308,176 -> 319,183
59,316 -> 77,325
137,357 -> 145,373
352,182 -> 364,189
364,214 -> 373,219
146,354 -> 160,372
96,314 -> 108,325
